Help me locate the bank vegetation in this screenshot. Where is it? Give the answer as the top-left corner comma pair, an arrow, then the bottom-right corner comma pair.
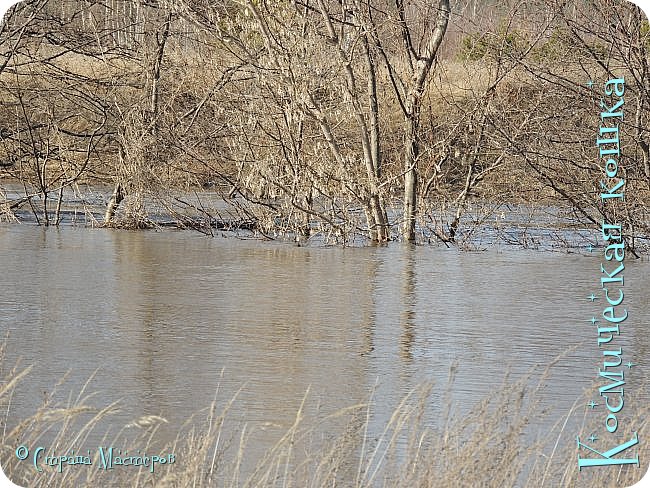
0,0 -> 648,251
0,354 -> 647,487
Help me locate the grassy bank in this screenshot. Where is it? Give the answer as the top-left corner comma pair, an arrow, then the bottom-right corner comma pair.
0,354 -> 646,487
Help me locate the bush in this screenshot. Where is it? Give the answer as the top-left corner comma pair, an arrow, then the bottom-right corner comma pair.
458,26 -> 530,62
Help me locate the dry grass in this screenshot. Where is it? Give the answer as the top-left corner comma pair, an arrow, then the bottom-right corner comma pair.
0,350 -> 647,488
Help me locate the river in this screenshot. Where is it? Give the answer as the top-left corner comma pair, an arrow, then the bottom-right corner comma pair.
0,225 -> 647,485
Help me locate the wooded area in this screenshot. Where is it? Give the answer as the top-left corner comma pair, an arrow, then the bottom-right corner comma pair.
0,0 -> 648,249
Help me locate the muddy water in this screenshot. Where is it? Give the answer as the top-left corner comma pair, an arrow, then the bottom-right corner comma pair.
0,225 -> 647,483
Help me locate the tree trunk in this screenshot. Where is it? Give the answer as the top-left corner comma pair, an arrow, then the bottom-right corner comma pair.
104,182 -> 124,224
403,115 -> 419,242
400,0 -> 450,242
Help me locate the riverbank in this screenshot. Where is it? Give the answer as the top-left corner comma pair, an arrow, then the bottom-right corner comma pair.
1,358 -> 647,487
3,182 -> 642,252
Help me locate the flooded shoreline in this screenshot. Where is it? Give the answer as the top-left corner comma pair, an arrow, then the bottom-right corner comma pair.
0,183 -> 610,252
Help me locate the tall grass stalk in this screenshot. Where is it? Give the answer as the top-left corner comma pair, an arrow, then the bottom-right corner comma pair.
0,357 -> 646,487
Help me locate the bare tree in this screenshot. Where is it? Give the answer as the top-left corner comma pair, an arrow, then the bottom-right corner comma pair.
389,0 -> 451,242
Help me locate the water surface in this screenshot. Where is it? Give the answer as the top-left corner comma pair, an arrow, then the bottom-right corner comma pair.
0,225 -> 647,483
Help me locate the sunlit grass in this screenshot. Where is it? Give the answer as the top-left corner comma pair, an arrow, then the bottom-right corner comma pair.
0,351 -> 646,487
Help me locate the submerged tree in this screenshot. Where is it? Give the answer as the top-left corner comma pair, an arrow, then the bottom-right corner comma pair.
0,0 -> 113,225
387,0 -> 451,241
1,0 -> 648,249
176,0 -> 452,243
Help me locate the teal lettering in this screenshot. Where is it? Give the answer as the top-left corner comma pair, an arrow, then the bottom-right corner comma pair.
33,447 -> 44,473
603,288 -> 623,306
604,393 -> 624,414
601,222 -> 622,242
604,158 -> 618,177
98,447 -> 113,470
604,242 -> 624,261
597,325 -> 620,346
600,97 -> 624,119
601,262 -> 624,286
606,414 -> 618,433
603,306 -> 627,323
604,78 -> 625,97
600,178 -> 625,200
603,348 -> 622,368
577,432 -> 638,469
599,369 -> 624,395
